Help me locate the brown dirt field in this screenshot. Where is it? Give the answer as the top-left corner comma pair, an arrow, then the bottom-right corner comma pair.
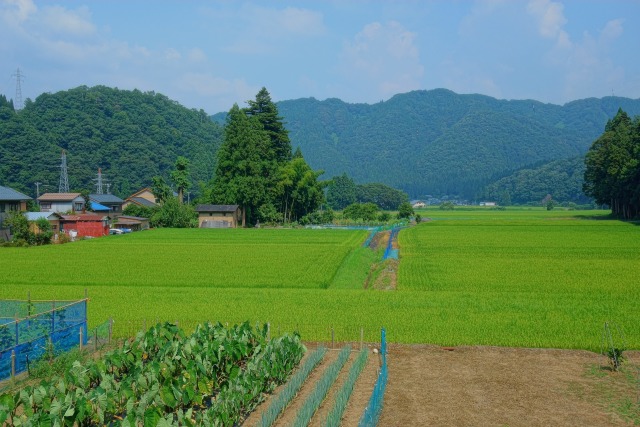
379,345 -> 640,427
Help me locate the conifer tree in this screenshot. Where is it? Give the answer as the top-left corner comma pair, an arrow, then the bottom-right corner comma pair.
212,104 -> 277,226
245,87 -> 292,163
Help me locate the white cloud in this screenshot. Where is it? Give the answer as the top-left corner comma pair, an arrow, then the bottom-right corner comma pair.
187,48 -> 206,62
600,19 -> 623,43
221,4 -> 326,54
527,0 -> 572,48
39,5 -> 95,36
248,5 -> 326,37
164,48 -> 181,61
340,21 -> 423,100
0,0 -> 36,23
177,72 -> 257,99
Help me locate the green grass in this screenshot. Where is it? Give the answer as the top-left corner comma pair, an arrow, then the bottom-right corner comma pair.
1,211 -> 639,351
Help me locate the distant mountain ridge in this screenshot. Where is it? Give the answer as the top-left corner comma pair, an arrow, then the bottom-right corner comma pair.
214,89 -> 640,198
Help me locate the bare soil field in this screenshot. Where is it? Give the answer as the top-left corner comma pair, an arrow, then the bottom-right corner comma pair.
379,345 -> 640,427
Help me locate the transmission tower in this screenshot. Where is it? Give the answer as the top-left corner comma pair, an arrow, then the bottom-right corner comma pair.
93,168 -> 109,194
11,68 -> 24,111
58,150 -> 69,193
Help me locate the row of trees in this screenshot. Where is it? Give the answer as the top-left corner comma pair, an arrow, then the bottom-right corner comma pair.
583,109 -> 640,219
326,173 -> 409,211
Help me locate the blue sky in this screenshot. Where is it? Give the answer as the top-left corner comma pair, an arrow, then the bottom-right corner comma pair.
1,0 -> 639,114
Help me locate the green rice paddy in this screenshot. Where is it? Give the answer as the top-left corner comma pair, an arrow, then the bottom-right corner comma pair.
1,208 -> 639,350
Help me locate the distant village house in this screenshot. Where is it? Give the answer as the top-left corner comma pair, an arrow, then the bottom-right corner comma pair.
195,205 -> 241,228
0,185 -> 32,240
37,193 -> 85,213
123,188 -> 159,210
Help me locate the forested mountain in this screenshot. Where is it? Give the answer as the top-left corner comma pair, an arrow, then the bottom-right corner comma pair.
214,89 -> 640,198
0,86 -> 222,198
482,156 -> 590,205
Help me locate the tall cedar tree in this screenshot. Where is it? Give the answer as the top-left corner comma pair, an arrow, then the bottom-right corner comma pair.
244,88 -> 292,164
170,156 -> 191,204
583,108 -> 640,219
212,104 -> 278,226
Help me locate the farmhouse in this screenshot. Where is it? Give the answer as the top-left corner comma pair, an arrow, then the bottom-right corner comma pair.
123,188 -> 159,209
412,201 -> 426,209
38,193 -> 85,213
0,185 -> 32,240
59,213 -> 110,238
195,204 -> 241,228
90,194 -> 124,217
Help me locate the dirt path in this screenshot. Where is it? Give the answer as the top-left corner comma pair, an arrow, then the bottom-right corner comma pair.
379,345 -> 640,427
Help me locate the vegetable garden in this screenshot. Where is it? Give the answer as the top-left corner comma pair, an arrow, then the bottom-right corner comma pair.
0,322 -> 306,426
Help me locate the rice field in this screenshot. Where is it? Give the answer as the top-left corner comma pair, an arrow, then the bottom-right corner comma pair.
1,209 -> 639,350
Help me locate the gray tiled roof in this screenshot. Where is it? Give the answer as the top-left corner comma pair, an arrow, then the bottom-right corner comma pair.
0,185 -> 32,201
90,194 -> 124,204
129,197 -> 158,207
196,204 -> 240,213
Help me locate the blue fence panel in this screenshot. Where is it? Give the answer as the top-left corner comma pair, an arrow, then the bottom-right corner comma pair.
359,327 -> 388,427
0,299 -> 87,380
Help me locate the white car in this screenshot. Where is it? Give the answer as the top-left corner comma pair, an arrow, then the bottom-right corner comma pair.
109,228 -> 124,235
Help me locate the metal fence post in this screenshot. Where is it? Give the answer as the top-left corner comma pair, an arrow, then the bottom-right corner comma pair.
79,327 -> 83,350
108,318 -> 113,344
267,322 -> 270,341
14,315 -> 18,346
11,350 -> 15,382
360,327 -> 364,351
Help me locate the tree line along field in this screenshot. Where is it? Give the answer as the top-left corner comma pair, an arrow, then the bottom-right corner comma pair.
1,208 -> 639,351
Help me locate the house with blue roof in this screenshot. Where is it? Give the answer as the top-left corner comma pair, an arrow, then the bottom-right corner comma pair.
89,193 -> 124,217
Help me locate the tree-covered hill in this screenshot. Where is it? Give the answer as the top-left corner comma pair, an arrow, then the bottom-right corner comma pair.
214,89 -> 640,198
0,86 -> 222,198
482,156 -> 590,205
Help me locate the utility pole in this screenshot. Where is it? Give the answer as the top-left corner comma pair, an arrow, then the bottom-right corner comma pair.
35,182 -> 42,198
11,68 -> 24,111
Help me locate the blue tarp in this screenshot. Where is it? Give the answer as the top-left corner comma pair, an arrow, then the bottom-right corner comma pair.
90,201 -> 110,211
